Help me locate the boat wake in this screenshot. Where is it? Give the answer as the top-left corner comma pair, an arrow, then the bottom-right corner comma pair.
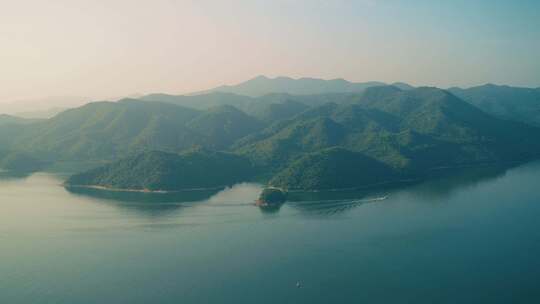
286,195 -> 388,215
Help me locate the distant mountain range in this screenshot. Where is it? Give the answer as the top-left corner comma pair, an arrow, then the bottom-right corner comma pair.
1,76 -> 539,191
235,87 -> 539,186
0,96 -> 88,118
449,84 -> 540,127
0,114 -> 42,126
143,76 -> 540,126
193,75 -> 388,97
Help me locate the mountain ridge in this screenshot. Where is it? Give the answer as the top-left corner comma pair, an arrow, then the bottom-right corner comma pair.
2,78 -> 540,191
192,75 -> 387,97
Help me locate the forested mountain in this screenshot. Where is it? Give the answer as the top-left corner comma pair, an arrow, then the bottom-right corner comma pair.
0,99 -> 202,160
138,90 -> 363,122
234,86 -> 540,178
67,149 -> 255,191
2,78 -> 540,191
15,107 -> 67,119
140,92 -> 254,111
0,150 -> 46,172
186,105 -> 264,149
391,82 -> 415,90
449,84 -> 540,126
0,99 -> 263,162
142,91 -> 362,110
0,114 -> 41,126
65,86 -> 540,191
269,147 -> 398,190
244,100 -> 309,123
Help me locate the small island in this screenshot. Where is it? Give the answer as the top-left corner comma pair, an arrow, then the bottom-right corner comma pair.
256,187 -> 287,207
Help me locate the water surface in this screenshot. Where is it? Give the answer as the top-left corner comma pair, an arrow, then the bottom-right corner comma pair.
2,162 -> 540,303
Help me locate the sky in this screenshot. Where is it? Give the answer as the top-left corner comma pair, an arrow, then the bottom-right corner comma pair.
1,0 -> 539,105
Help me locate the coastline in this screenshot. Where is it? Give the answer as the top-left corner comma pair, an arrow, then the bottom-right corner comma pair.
64,160 -> 532,194
64,184 -> 226,194
278,160 -> 527,193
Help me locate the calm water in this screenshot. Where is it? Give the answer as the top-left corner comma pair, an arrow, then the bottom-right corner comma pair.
2,162 -> 540,303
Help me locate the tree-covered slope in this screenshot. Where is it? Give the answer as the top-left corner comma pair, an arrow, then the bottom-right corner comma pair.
140,92 -> 254,111
235,86 -> 540,175
66,149 -> 256,191
0,100 -> 269,163
140,90 -> 369,119
270,147 -> 398,190
0,114 -> 41,126
0,151 -> 46,172
186,105 -> 264,149
1,99 -> 204,160
243,99 -> 309,123
3,82 -> 540,192
449,84 -> 540,127
233,103 -> 349,169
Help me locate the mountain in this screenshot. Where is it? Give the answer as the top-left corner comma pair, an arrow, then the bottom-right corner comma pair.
3,79 -> 540,191
0,99 -> 271,168
66,149 -> 255,191
0,114 -> 41,126
186,105 -> 264,149
449,84 -> 540,127
0,96 -> 87,117
68,85 -> 540,191
196,75 -> 386,97
0,151 -> 46,172
391,82 -> 415,90
139,92 -> 254,111
269,147 -> 398,190
15,107 -> 67,119
0,99 -> 204,161
234,86 -> 540,177
138,90 -> 368,123
139,91 -> 364,117
243,99 -> 309,123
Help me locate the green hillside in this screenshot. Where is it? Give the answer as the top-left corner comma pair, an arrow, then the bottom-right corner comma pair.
449,84 -> 540,127
140,92 -> 254,111
0,151 -> 46,172
270,147 -> 398,190
66,149 -> 256,191
187,105 -> 264,149
235,86 -> 540,176
1,99 -> 203,160
0,114 -> 41,126
243,99 -> 309,123
0,100 -> 265,164
2,83 -> 540,191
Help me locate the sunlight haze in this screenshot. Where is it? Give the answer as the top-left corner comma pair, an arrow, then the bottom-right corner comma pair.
1,0 -> 539,104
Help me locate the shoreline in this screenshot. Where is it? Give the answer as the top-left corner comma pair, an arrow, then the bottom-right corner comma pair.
64,184 -> 227,194
64,160 -> 532,195
278,160 -> 527,193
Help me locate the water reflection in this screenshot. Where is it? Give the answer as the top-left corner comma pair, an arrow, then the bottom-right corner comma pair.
258,203 -> 285,214
66,186 -> 222,203
65,183 -> 264,217
287,196 -> 388,216
409,165 -> 509,201
287,164 -> 514,216
65,186 -> 222,217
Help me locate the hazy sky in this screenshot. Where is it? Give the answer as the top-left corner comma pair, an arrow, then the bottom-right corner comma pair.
1,0 -> 539,103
